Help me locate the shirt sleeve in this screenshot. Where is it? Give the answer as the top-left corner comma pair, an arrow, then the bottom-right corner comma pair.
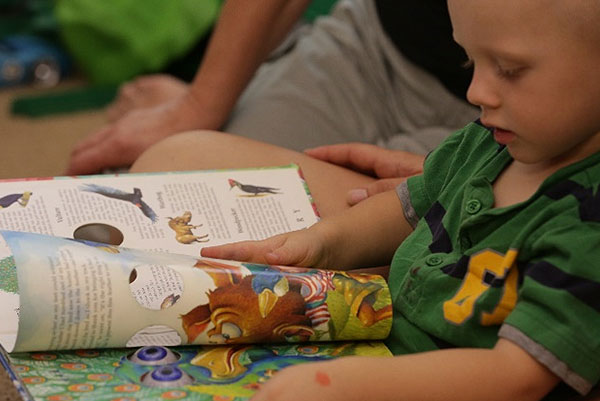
500,219 -> 600,395
402,122 -> 490,222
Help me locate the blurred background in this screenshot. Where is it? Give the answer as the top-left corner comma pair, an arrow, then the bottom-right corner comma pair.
0,0 -> 336,179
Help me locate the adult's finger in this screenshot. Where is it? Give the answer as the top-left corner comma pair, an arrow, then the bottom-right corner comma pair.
306,143 -> 424,179
304,143 -> 383,176
66,124 -> 145,175
347,177 -> 406,206
65,138 -> 136,176
69,126 -> 112,160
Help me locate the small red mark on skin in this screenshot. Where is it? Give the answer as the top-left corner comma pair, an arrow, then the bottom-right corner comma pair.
315,371 -> 331,386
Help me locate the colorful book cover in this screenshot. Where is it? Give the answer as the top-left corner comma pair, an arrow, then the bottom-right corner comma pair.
0,231 -> 393,400
3,342 -> 391,401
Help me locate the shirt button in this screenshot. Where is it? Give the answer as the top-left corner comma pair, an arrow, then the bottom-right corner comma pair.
426,255 -> 443,266
465,199 -> 482,214
406,291 -> 418,304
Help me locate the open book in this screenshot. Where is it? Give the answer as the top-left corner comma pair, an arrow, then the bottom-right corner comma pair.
0,166 -> 393,400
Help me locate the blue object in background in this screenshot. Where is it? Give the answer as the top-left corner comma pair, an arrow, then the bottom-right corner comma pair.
0,34 -> 71,88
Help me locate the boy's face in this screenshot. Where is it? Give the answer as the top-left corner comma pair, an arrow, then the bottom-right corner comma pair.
448,0 -> 600,168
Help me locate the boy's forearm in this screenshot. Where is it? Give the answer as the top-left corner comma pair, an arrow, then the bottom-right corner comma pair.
320,339 -> 559,401
186,0 -> 312,128
313,190 -> 413,269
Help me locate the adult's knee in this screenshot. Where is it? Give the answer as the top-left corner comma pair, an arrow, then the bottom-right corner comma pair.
131,130 -> 236,172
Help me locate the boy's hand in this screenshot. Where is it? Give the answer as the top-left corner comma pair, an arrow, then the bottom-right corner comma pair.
305,143 -> 425,205
250,359 -> 363,401
200,226 -> 334,268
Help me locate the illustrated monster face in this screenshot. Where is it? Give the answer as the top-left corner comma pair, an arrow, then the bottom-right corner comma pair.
181,275 -> 314,345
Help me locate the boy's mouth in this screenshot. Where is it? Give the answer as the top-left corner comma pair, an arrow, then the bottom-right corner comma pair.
493,127 -> 516,145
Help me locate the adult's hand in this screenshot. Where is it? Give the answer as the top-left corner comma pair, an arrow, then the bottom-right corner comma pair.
65,94 -> 213,176
304,143 -> 425,205
66,0 -> 313,176
105,74 -> 189,123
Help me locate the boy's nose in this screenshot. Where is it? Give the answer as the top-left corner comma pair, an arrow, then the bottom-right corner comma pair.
466,69 -> 501,110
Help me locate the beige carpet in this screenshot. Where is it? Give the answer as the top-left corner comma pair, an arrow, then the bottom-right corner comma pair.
0,80 -> 106,180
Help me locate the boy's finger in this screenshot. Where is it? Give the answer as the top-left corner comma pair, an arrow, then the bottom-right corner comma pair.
200,243 -> 254,262
264,245 -> 301,266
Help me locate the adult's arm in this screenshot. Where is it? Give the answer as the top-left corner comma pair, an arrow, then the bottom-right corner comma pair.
66,0 -> 312,175
186,0 -> 314,129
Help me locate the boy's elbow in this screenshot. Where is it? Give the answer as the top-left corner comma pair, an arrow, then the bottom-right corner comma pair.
494,339 -> 561,401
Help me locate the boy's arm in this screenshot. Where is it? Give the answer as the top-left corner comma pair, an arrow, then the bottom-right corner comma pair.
202,190 -> 413,270
251,339 -> 560,401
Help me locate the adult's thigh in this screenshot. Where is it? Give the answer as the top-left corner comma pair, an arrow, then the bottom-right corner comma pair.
131,130 -> 376,217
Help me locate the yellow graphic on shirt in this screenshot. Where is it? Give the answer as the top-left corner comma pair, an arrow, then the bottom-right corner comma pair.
443,249 -> 519,325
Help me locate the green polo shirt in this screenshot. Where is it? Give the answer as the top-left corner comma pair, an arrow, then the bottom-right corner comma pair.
386,121 -> 600,396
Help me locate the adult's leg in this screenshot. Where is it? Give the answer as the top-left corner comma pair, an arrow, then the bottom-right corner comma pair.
131,130 -> 376,218
224,0 -> 478,153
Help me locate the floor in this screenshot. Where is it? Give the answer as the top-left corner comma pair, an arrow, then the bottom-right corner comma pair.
0,79 -> 107,399
0,80 -> 106,179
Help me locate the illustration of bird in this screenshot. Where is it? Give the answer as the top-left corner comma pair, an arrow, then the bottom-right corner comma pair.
0,191 -> 32,209
161,294 -> 181,309
251,272 -> 290,318
228,179 -> 280,196
79,184 -> 158,222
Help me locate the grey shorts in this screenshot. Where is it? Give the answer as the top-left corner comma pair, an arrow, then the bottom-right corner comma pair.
223,0 -> 479,154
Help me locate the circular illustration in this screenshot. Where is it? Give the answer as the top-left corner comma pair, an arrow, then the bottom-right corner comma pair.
128,264 -> 183,310
73,223 -> 124,245
126,325 -> 182,347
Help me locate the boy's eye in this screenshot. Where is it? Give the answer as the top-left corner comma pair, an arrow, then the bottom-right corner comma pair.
461,56 -> 526,80
495,64 -> 526,80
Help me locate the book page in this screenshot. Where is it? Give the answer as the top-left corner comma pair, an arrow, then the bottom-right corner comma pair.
2,231 -> 392,353
0,235 -> 18,352
7,342 -> 391,400
0,165 -> 319,255
0,166 -> 319,351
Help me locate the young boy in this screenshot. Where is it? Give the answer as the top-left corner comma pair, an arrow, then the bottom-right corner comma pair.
200,0 -> 600,399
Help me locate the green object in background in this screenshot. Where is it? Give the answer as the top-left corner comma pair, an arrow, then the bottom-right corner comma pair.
9,0 -> 340,118
304,0 -> 338,22
54,0 -> 220,85
0,0 -> 59,41
11,84 -> 118,117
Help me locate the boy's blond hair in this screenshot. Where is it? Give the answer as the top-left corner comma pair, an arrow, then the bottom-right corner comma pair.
551,0 -> 600,49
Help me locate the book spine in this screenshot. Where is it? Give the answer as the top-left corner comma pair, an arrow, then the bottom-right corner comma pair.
0,344 -> 34,401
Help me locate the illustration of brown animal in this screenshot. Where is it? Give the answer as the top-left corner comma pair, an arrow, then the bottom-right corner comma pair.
167,211 -> 209,244
180,260 -> 392,345
181,259 -> 314,344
